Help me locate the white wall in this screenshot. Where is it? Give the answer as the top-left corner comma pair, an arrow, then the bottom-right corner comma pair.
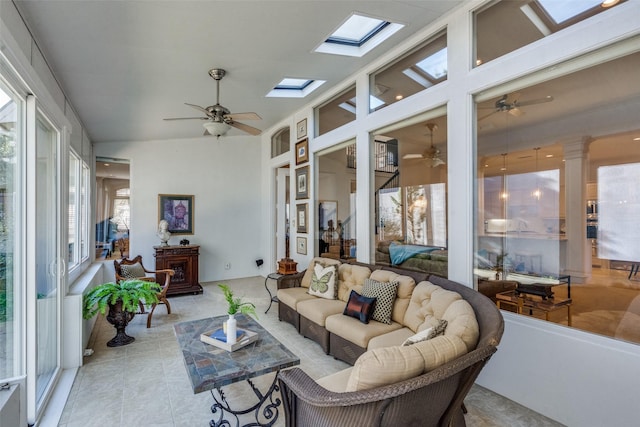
95,136 -> 264,281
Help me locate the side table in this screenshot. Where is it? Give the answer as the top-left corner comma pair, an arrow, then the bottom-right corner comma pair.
264,272 -> 283,314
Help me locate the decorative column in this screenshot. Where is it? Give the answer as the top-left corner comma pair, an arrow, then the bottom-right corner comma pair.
562,137 -> 591,282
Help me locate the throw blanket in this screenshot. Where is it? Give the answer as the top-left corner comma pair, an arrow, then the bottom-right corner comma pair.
389,242 -> 441,265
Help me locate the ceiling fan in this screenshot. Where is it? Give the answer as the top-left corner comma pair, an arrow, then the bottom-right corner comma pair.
479,93 -> 554,121
402,123 -> 445,168
164,68 -> 262,137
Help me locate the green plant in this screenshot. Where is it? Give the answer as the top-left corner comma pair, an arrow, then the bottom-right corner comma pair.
218,284 -> 257,318
83,279 -> 161,319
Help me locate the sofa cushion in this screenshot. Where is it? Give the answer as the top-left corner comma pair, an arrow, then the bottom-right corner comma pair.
441,300 -> 479,352
308,264 -> 338,299
369,270 -> 416,324
345,345 -> 425,391
297,298 -> 345,326
337,264 -> 371,302
301,257 -> 341,288
316,367 -> 353,393
326,313 -> 403,348
361,278 -> 399,324
343,291 -> 376,324
367,327 -> 415,350
403,281 -> 462,332
414,335 -> 468,372
277,287 -> 317,310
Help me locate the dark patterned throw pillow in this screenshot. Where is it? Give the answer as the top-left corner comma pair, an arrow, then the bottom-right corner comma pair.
361,278 -> 399,324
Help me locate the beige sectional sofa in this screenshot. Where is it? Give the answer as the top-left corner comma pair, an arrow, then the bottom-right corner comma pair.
277,258 -> 481,365
276,258 -> 504,426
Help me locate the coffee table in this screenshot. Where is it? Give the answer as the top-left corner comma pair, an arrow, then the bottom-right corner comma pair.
174,314 -> 300,427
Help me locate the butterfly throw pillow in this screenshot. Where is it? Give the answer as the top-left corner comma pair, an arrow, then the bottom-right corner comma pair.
308,263 -> 338,299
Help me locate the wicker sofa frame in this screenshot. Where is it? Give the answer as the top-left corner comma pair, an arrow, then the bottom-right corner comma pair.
276,262 -> 504,426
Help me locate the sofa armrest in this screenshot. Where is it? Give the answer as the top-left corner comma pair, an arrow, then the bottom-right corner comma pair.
278,345 -> 497,426
277,270 -> 306,289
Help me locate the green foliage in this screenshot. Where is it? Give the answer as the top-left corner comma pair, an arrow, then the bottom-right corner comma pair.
218,284 -> 257,318
83,279 -> 161,319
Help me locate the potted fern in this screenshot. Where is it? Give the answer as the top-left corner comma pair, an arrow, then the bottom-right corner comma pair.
83,279 -> 161,347
218,284 -> 257,344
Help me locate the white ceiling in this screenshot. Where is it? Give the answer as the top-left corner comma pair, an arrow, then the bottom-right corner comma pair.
14,0 -> 463,143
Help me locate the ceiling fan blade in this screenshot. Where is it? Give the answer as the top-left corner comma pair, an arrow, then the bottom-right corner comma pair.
226,112 -> 262,121
516,95 -> 554,107
228,121 -> 262,136
403,153 -> 425,160
185,103 -> 210,114
509,107 -> 524,117
163,117 -> 208,121
478,110 -> 498,121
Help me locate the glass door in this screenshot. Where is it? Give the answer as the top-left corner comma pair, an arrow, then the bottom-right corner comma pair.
29,110 -> 61,422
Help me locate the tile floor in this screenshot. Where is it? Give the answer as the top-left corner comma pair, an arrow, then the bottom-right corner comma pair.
59,276 -> 564,426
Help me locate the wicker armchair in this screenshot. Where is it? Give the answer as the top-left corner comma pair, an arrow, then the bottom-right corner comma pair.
277,274 -> 504,427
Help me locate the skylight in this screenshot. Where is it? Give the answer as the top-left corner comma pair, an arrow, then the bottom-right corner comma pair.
266,78 -> 326,98
415,47 -> 448,80
315,13 -> 404,58
537,0 -> 603,23
326,15 -> 388,46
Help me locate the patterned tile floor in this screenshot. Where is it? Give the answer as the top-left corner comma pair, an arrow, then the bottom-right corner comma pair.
59,276 -> 564,426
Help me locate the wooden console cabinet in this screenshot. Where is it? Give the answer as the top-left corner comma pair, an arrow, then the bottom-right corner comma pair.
154,245 -> 203,296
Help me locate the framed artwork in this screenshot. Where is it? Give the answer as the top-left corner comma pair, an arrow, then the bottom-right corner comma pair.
318,200 -> 338,230
158,194 -> 194,235
296,203 -> 308,233
295,138 -> 309,165
296,118 -> 307,139
296,166 -> 309,199
296,236 -> 307,255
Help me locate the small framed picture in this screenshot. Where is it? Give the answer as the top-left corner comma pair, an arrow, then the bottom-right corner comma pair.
296,118 -> 307,139
295,138 -> 309,165
295,166 -> 309,199
158,194 -> 194,235
296,203 -> 308,233
296,236 -> 307,255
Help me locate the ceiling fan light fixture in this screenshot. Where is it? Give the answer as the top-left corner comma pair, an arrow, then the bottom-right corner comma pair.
203,121 -> 231,137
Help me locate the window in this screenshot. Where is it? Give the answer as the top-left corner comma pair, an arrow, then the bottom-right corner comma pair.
316,85 -> 356,136
271,126 -> 290,158
474,48 -> 640,344
68,151 -> 90,271
374,114 -> 448,277
474,0 -> 625,66
113,188 -> 130,236
317,141 -> 357,259
315,13 -> 404,57
0,77 -> 22,382
370,33 -> 447,112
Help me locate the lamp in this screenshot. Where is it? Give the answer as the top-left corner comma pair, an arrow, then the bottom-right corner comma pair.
203,121 -> 231,137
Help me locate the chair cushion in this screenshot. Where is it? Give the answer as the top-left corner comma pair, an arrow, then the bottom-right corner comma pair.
308,264 -> 338,299
296,298 -> 345,326
343,290 -> 376,324
361,278 -> 399,324
119,263 -> 145,279
346,345 -> 424,391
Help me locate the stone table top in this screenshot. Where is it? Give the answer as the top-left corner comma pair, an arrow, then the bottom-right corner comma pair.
174,314 -> 300,394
